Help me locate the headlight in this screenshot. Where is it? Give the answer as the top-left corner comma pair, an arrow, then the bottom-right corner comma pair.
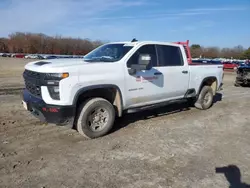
44,72 -> 69,100
48,86 -> 60,100
44,73 -> 69,80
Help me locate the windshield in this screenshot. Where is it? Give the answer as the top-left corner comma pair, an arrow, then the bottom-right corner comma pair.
83,43 -> 133,62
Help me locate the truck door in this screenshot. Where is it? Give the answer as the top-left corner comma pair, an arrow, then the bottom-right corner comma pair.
155,44 -> 189,99
124,44 -> 166,108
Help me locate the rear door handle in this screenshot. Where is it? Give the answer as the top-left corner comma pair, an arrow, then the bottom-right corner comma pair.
154,72 -> 163,75
182,70 -> 188,74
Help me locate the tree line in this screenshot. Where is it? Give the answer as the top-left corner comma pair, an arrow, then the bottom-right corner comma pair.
0,32 -> 249,59
190,44 -> 250,60
0,32 -> 103,55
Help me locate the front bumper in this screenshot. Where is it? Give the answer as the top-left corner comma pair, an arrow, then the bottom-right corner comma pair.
22,89 -> 75,126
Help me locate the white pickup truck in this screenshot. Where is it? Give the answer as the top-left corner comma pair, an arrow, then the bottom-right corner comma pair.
22,40 -> 223,139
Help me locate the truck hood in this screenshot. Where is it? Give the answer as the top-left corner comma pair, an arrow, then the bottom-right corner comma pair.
26,58 -> 85,68
24,58 -> 94,72
24,58 -> 122,75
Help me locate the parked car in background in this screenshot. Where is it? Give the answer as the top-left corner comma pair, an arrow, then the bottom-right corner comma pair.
222,62 -> 238,70
14,54 -> 26,58
25,54 -> 44,59
25,54 -> 34,59
45,55 -> 58,59
192,59 -> 222,65
1,53 -> 11,57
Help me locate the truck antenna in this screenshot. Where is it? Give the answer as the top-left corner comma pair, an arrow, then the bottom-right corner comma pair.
131,38 -> 138,42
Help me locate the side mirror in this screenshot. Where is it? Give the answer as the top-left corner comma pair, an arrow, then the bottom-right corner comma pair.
128,54 -> 152,75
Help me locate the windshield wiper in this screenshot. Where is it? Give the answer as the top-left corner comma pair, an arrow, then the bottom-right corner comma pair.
99,56 -> 115,62
84,59 -> 96,62
84,56 -> 115,62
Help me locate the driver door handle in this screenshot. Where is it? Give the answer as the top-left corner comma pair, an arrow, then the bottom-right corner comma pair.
182,70 -> 188,74
154,72 -> 162,75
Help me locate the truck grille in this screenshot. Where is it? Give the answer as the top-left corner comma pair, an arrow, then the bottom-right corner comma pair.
23,70 -> 43,97
25,80 -> 41,97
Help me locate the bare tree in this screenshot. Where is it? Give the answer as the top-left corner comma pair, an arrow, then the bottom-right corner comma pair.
4,32 -> 104,55
0,38 -> 9,52
1,32 -> 249,59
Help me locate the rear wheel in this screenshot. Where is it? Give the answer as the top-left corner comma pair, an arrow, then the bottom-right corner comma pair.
194,86 -> 214,110
76,98 -> 115,139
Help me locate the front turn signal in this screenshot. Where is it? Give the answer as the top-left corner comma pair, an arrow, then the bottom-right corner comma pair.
62,73 -> 69,78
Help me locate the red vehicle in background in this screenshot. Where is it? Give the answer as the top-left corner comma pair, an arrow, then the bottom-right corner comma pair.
14,54 -> 25,58
222,62 -> 238,70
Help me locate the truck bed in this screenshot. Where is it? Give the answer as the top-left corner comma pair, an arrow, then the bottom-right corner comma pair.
188,64 -> 224,91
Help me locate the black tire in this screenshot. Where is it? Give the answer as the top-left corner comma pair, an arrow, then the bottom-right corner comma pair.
194,86 -> 214,110
76,98 -> 115,139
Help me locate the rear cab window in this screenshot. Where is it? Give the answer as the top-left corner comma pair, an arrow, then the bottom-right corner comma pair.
156,45 -> 184,67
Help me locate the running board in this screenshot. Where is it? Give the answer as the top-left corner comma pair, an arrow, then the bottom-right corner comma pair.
125,98 -> 187,114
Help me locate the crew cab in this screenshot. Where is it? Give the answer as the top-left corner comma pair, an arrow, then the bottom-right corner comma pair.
22,40 -> 224,139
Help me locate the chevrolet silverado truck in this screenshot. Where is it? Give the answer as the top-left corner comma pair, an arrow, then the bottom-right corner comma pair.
22,40 -> 223,139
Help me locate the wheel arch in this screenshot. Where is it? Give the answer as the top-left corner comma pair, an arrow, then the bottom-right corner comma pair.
73,84 -> 124,117
198,76 -> 218,95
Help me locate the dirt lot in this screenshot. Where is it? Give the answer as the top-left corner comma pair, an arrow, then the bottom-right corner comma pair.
0,57 -> 29,89
0,58 -> 250,188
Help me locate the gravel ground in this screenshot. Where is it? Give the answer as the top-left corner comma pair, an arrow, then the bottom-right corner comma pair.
0,57 -> 29,89
0,59 -> 250,188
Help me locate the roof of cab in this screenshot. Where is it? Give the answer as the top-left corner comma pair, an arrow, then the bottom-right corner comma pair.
108,41 -> 181,47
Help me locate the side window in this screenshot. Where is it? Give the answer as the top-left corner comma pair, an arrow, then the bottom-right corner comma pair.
127,45 -> 157,68
156,45 -> 184,67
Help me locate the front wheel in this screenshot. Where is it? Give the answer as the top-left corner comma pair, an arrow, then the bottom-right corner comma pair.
76,98 -> 115,139
194,86 -> 214,110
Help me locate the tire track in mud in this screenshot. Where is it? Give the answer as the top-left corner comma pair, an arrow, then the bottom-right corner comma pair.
0,87 -> 23,96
